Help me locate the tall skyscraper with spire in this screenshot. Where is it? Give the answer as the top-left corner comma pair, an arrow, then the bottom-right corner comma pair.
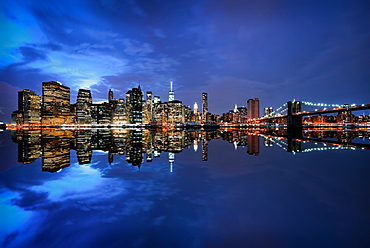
169,81 -> 174,102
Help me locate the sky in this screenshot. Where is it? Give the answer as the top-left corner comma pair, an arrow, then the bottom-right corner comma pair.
0,0 -> 369,122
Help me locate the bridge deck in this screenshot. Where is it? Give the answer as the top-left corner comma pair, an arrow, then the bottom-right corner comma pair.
261,104 -> 370,120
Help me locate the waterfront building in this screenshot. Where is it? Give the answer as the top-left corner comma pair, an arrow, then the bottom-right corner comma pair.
202,92 -> 208,122
91,103 -> 113,124
264,107 -> 273,117
12,89 -> 41,125
112,99 -> 128,125
143,91 -> 153,123
247,98 -> 260,120
221,110 -> 234,123
237,106 -> 248,122
42,81 -> 72,125
154,100 -> 188,124
76,89 -> 92,124
126,86 -> 143,124
336,110 -> 355,123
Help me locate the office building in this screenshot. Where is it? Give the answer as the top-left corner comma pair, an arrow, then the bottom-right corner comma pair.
237,106 -> 248,122
247,98 -> 259,120
144,91 -> 153,123
126,86 -> 143,124
112,99 -> 128,124
91,103 -> 113,124
42,81 -> 72,124
13,89 -> 41,124
76,89 -> 92,124
202,92 -> 208,122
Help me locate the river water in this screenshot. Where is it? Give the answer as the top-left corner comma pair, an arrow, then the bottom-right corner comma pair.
0,129 -> 369,248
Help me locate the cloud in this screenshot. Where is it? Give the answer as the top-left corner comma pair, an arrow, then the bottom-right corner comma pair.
152,28 -> 167,39
118,39 -> 154,56
17,45 -> 48,63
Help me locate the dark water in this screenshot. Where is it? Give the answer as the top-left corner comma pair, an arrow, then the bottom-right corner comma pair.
0,129 -> 369,248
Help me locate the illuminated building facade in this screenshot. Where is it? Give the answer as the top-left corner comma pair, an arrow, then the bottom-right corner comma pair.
154,100 -> 188,124
42,81 -> 72,124
76,89 -> 92,124
126,86 -> 143,124
247,98 -> 260,120
12,89 -> 41,125
143,91 -> 153,123
112,99 -> 128,124
202,92 -> 208,122
91,103 -> 113,124
237,106 -> 248,122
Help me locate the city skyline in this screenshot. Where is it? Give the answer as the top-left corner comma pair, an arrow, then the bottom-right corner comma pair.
1,0 -> 369,123
8,80 -> 370,127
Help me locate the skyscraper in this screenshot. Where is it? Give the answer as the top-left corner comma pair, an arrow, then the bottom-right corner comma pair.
247,98 -> 259,120
91,103 -> 113,124
126,86 -> 143,124
202,92 -> 208,122
194,102 -> 198,114
76,89 -> 92,124
112,99 -> 127,124
169,81 -> 174,102
237,106 -> 248,122
17,89 -> 41,124
108,89 -> 113,102
42,81 -> 72,124
145,91 -> 153,123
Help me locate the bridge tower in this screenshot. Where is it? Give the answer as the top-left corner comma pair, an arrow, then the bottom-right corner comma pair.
287,101 -> 302,147
287,101 -> 302,128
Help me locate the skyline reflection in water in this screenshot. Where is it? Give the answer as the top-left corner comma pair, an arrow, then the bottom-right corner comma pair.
8,129 -> 370,172
0,129 -> 369,247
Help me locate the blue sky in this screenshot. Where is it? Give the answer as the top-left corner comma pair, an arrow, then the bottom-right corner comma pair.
0,0 -> 369,121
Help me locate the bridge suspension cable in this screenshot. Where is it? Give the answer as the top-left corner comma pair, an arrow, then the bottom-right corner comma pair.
301,101 -> 358,108
264,103 -> 287,117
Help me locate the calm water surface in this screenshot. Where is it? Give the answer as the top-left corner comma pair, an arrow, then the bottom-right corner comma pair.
0,129 -> 369,248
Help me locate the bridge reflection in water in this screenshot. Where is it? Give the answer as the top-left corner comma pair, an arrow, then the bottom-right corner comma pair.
11,128 -> 370,172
